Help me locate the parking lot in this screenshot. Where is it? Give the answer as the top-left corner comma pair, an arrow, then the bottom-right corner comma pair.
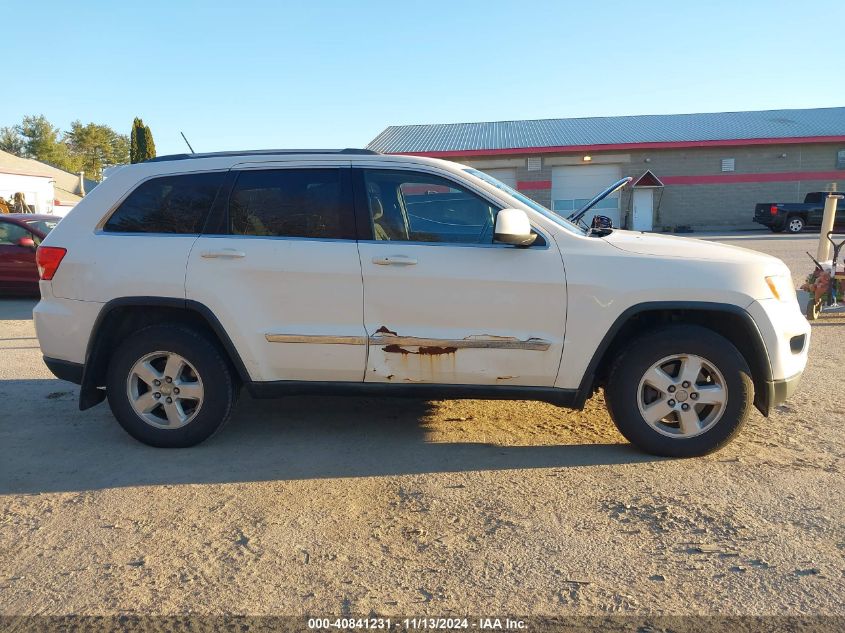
1,232 -> 843,617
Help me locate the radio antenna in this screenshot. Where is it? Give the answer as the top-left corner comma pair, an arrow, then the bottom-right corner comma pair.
180,131 -> 196,154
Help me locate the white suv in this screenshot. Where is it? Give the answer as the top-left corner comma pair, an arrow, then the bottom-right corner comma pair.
33,149 -> 810,456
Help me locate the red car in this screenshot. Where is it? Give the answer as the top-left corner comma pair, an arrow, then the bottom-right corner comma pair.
0,214 -> 60,295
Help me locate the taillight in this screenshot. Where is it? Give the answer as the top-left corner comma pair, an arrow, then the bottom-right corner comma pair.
770,205 -> 778,215
36,246 -> 67,280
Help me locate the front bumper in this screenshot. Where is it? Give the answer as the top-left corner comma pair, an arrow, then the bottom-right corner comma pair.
746,298 -> 810,416
746,298 -> 810,382
759,371 -> 804,416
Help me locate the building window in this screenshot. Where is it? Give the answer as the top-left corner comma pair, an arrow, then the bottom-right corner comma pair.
836,149 -> 845,169
720,158 -> 735,172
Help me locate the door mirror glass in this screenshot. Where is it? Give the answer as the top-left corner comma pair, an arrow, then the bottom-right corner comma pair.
591,215 -> 613,229
494,208 -> 537,246
17,236 -> 36,249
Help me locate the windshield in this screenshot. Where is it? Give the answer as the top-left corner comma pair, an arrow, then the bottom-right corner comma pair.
463,168 -> 585,234
24,219 -> 59,235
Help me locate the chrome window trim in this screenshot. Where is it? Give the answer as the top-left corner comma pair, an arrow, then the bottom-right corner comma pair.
357,238 -> 549,250
190,233 -> 357,244
92,231 -> 202,238
92,163 -> 553,247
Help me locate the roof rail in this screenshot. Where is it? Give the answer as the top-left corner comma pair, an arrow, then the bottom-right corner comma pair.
143,148 -> 380,163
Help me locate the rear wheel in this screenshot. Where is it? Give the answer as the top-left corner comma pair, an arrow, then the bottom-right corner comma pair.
786,216 -> 805,233
106,324 -> 236,447
605,325 -> 753,457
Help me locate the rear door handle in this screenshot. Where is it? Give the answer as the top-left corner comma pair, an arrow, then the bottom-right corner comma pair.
201,249 -> 246,259
372,255 -> 417,266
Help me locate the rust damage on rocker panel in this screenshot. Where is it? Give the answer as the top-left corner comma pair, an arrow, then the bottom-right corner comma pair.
382,344 -> 458,356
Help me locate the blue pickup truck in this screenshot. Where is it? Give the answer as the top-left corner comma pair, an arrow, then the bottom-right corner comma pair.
754,192 -> 845,233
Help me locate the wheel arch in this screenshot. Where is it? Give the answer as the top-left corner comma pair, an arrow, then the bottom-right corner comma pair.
79,297 -> 251,410
786,213 -> 807,229
576,301 -> 773,415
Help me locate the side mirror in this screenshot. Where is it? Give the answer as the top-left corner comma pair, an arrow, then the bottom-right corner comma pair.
494,208 -> 537,246
591,215 -> 613,229
17,236 -> 36,249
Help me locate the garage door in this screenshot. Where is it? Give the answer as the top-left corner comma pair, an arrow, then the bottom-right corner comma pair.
552,164 -> 622,227
480,168 -> 517,189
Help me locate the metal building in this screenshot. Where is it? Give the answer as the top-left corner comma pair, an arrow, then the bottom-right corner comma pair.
367,107 -> 845,231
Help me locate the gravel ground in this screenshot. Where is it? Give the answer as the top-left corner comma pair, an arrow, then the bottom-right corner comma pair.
1,232 -> 843,619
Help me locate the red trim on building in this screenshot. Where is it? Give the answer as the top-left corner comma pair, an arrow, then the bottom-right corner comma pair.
392,135 -> 845,158
517,180 -> 552,190
661,170 -> 844,185
510,171 -> 840,190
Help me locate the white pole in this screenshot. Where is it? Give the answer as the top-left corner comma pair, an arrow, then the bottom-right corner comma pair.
816,193 -> 842,262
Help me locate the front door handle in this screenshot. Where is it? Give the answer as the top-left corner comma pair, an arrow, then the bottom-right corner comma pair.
201,249 -> 246,259
372,256 -> 417,266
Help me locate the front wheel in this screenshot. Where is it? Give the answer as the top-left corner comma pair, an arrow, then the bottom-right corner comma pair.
605,325 -> 753,457
786,216 -> 805,233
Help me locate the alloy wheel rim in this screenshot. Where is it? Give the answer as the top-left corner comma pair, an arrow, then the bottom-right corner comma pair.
126,351 -> 204,429
636,353 -> 728,438
789,219 -> 802,231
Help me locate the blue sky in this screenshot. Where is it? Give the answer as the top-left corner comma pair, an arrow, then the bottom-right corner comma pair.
3,0 -> 843,155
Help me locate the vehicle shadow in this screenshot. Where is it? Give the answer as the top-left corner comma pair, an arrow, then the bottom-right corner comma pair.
0,379 -> 657,495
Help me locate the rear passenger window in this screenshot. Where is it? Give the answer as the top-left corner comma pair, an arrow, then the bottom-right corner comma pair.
228,169 -> 351,239
104,172 -> 224,234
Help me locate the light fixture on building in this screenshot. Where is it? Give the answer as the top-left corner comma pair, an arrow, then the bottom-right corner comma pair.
644,157 -> 651,163
779,153 -> 787,158
582,155 -> 592,162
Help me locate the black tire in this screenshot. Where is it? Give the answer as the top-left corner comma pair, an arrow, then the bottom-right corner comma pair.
786,216 -> 805,233
605,325 -> 753,458
106,324 -> 236,447
769,226 -> 784,233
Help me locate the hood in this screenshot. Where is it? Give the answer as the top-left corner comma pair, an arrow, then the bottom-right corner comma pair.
602,230 -> 783,267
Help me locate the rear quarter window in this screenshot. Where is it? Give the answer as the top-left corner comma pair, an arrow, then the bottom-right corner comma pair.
103,172 -> 225,234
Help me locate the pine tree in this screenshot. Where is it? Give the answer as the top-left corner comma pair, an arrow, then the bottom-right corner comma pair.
130,117 -> 145,163
141,123 -> 156,161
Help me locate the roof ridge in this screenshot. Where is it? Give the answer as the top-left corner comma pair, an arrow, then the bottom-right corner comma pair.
368,106 -> 845,153
383,106 -> 845,130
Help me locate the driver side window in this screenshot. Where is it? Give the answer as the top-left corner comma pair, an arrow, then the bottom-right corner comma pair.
362,170 -> 497,244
